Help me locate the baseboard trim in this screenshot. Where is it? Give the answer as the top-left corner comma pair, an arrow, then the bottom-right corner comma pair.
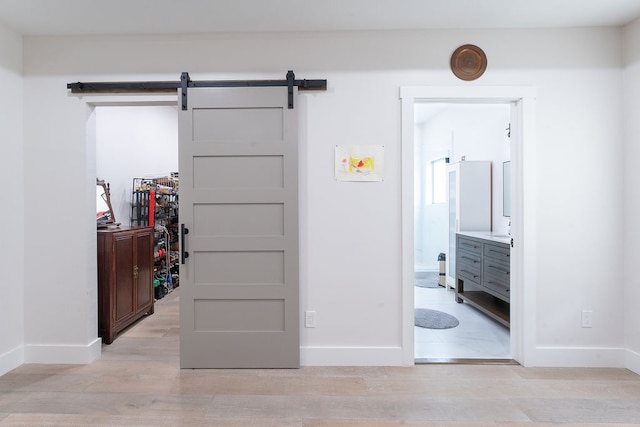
625,348 -> 640,375
300,346 -> 407,366
416,357 -> 519,365
529,346 -> 625,368
24,338 -> 102,365
0,345 -> 24,376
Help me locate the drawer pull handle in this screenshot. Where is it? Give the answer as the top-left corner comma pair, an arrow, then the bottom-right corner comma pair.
460,256 -> 479,263
461,243 -> 479,250
488,249 -> 510,258
461,269 -> 479,279
487,281 -> 509,292
487,265 -> 509,275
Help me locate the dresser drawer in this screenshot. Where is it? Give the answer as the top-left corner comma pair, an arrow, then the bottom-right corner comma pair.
483,260 -> 510,281
458,250 -> 481,270
482,275 -> 510,301
483,242 -> 510,264
457,236 -> 482,255
482,260 -> 510,301
457,260 -> 481,285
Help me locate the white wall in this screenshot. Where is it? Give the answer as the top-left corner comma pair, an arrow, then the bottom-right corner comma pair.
623,17 -> 640,373
20,27 -> 629,367
96,105 -> 178,226
0,22 -> 24,375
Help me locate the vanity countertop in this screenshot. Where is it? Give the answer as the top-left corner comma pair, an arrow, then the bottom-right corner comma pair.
458,231 -> 510,245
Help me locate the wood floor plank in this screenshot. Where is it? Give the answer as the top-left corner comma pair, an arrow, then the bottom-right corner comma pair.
1,289 -> 640,425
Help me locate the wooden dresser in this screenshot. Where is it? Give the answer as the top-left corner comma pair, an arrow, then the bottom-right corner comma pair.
97,226 -> 154,344
455,232 -> 510,327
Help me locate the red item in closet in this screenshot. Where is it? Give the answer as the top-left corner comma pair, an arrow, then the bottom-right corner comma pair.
149,189 -> 155,226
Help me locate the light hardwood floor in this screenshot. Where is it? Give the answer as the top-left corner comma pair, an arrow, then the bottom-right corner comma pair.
414,277 -> 510,360
2,289 -> 640,426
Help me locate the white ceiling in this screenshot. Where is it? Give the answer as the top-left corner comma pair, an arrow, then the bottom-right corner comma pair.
0,0 -> 640,36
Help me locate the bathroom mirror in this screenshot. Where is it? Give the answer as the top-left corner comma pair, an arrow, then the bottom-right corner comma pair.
96,178 -> 116,227
503,161 -> 511,217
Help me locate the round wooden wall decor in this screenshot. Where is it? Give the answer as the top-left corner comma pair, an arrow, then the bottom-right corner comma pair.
450,44 -> 487,81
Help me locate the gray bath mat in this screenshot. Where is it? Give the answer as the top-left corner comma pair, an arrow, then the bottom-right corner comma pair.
414,308 -> 459,329
415,278 -> 440,288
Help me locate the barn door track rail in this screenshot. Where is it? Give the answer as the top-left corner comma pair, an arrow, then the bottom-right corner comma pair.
67,70 -> 327,110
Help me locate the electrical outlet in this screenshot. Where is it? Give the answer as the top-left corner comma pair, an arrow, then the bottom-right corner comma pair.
581,310 -> 593,328
305,310 -> 316,328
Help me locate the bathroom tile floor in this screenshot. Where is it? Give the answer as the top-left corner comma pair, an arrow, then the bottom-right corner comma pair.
2,288 -> 640,425
414,273 -> 511,361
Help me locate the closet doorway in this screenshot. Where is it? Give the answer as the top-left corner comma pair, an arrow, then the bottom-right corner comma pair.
91,96 -> 181,348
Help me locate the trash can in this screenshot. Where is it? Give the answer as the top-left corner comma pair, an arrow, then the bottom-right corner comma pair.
438,253 -> 446,287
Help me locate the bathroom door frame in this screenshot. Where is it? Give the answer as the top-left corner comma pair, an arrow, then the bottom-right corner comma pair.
400,86 -> 537,366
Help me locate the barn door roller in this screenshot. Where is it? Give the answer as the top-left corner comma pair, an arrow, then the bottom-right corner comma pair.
67,70 -> 327,110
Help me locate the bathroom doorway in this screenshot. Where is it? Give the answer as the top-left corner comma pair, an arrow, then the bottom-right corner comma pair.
400,85 -> 537,366
413,102 -> 511,361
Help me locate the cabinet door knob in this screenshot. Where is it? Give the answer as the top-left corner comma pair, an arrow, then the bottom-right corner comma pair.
133,265 -> 139,279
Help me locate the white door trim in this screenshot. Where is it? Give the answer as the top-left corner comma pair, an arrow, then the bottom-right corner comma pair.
400,86 -> 537,366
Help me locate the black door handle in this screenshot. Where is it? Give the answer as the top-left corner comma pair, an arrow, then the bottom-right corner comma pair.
181,224 -> 189,264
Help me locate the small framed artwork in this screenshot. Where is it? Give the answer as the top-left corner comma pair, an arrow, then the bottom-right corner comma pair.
335,144 -> 385,182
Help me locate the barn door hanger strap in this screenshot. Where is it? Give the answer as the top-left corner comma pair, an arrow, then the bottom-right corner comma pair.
66,71 -> 327,110
179,70 -> 326,110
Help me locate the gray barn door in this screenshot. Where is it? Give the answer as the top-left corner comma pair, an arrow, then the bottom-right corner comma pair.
179,86 -> 299,368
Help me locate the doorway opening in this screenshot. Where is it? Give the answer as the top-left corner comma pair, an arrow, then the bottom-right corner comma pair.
400,86 -> 537,367
86,94 -> 180,352
413,102 -> 511,361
